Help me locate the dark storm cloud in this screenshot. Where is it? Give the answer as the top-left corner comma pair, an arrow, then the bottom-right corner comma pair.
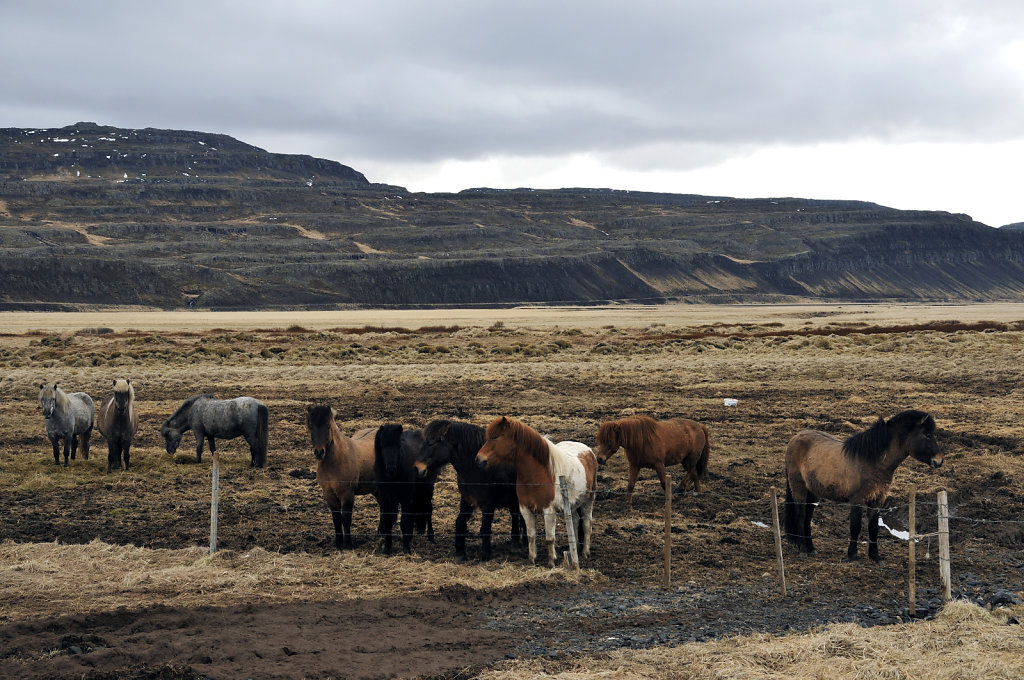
2,0 -> 1023,166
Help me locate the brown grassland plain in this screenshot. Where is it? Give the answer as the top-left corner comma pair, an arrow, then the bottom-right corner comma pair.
0,303 -> 1023,678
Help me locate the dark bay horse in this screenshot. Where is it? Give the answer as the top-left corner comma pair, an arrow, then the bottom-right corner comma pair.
160,394 -> 268,467
476,416 -> 597,568
38,383 -> 94,466
373,424 -> 432,555
594,415 -> 709,503
306,405 -> 377,550
414,419 -> 525,562
785,409 -> 942,563
97,379 -> 138,473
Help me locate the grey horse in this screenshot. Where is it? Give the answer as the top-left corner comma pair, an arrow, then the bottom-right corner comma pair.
160,394 -> 268,467
38,383 -> 95,466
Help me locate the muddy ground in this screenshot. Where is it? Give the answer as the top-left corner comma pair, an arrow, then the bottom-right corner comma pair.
1,313 -> 1022,678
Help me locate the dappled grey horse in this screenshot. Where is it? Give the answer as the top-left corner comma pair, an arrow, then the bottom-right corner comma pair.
38,383 -> 95,466
160,394 -> 268,467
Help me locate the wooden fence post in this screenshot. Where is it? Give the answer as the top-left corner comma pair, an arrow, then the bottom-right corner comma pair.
937,490 -> 951,602
770,487 -> 787,597
560,477 -> 579,570
664,474 -> 672,589
210,451 -> 220,554
908,486 -> 916,617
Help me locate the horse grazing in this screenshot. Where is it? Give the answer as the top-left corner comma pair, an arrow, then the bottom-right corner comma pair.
415,419 -> 525,562
373,424 -> 433,555
476,416 -> 597,568
97,379 -> 138,473
306,405 -> 377,550
160,394 -> 268,467
594,415 -> 710,503
38,383 -> 94,466
784,409 -> 943,563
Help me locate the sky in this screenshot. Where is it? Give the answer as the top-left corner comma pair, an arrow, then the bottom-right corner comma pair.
2,1 -> 1023,226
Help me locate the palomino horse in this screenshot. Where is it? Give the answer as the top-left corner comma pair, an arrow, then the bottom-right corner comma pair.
475,416 -> 597,568
306,405 -> 377,550
415,419 -> 525,562
785,409 -> 942,563
38,383 -> 94,466
160,394 -> 268,467
373,423 -> 431,555
97,379 -> 138,473
594,415 -> 709,504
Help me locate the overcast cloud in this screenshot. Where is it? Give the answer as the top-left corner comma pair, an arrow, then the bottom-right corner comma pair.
2,1 -> 1023,225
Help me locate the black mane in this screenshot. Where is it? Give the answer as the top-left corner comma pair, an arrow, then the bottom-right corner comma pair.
424,419 -> 486,456
167,393 -> 215,421
842,417 -> 891,461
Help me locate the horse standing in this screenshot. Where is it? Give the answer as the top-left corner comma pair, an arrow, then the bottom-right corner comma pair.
38,383 -> 94,466
97,379 -> 138,473
373,424 -> 433,554
475,416 -> 597,568
160,394 -> 268,467
306,405 -> 377,550
784,409 -> 943,563
595,415 -> 710,504
415,419 -> 525,562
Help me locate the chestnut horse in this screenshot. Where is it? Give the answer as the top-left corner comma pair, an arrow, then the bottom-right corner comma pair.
784,409 -> 942,563
594,416 -> 709,504
476,416 -> 597,567
306,405 -> 377,550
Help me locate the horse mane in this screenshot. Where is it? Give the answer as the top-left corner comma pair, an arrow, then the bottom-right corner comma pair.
169,393 -> 215,420
425,419 -> 485,453
114,379 -> 134,400
307,404 -> 335,429
612,415 -> 659,452
487,417 -> 550,468
842,417 -> 891,461
889,409 -> 935,433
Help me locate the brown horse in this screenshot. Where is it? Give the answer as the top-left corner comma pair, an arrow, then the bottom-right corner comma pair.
306,405 -> 377,550
475,416 -> 597,567
594,416 -> 709,504
97,379 -> 138,473
784,409 -> 942,563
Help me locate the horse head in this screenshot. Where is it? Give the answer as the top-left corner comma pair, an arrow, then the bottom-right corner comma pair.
476,416 -> 516,469
415,420 -> 453,478
305,405 -> 337,460
113,379 -> 132,414
892,410 -> 943,468
375,423 -> 404,478
160,421 -> 183,454
39,383 -> 58,419
593,421 -> 622,464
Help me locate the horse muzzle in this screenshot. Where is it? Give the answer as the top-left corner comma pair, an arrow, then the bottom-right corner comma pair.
413,461 -> 429,478
475,454 -> 490,469
930,456 -> 944,468
313,447 -> 326,460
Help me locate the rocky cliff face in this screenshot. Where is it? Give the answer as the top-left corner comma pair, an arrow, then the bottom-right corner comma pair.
1,124 -> 1023,308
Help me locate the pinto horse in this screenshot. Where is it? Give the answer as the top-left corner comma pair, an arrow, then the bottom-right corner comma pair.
306,405 -> 377,550
785,409 -> 942,563
39,383 -> 94,466
594,415 -> 709,504
97,379 -> 138,473
415,419 -> 525,562
476,416 -> 597,568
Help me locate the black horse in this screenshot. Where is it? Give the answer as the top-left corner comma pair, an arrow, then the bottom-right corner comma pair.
374,424 -> 432,555
414,419 -> 525,561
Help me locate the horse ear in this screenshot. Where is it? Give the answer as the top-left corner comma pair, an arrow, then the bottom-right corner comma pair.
112,379 -> 117,386
126,379 -> 131,385
306,404 -> 314,414
440,422 -> 450,437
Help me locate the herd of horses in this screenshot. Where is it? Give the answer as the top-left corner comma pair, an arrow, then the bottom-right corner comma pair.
36,381 -> 943,566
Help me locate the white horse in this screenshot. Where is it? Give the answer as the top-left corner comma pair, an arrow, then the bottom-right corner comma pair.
475,416 -> 597,567
39,383 -> 95,466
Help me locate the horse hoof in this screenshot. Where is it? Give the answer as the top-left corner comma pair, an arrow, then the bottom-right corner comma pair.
454,554 -> 467,564
842,554 -> 861,563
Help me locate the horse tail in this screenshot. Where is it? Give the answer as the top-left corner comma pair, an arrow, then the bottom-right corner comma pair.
696,424 -> 710,481
255,403 -> 269,468
783,478 -> 799,545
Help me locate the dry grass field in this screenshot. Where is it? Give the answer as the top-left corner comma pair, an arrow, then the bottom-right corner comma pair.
1,303 -> 1023,678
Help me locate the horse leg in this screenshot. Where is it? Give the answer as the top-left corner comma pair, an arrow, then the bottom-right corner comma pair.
106,439 -> 118,474
378,500 -> 397,555
81,428 -> 91,460
510,506 -> 525,546
454,497 -> 472,562
867,507 -> 883,563
654,461 -> 669,494
123,442 -> 130,471
479,505 -> 496,562
70,434 -> 78,461
625,463 -> 641,505
329,506 -> 346,550
399,500 -> 414,555
50,436 -> 60,465
340,498 -> 355,549
63,433 -> 73,466
803,500 -> 816,554
847,505 -> 863,561
521,506 -> 538,565
580,494 -> 595,560
194,428 -> 205,464
542,506 -> 558,568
